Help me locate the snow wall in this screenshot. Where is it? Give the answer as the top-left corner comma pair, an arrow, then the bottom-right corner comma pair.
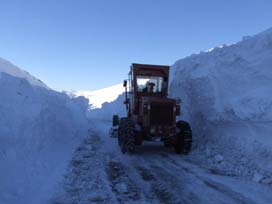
0,72 -> 89,204
170,28 -> 272,178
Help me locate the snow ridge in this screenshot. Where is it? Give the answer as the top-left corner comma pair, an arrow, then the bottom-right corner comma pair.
0,57 -> 48,89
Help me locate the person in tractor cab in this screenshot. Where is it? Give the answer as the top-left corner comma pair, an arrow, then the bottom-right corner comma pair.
147,82 -> 155,93
143,81 -> 155,93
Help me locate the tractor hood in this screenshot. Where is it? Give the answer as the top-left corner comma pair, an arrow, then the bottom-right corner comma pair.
139,96 -> 177,127
141,96 -> 176,106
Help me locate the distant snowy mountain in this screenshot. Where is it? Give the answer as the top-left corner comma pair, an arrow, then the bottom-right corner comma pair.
70,83 -> 124,109
87,92 -> 126,119
0,58 -> 89,204
0,57 -> 48,88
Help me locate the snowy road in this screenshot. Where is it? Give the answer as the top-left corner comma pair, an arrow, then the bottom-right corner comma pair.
59,121 -> 272,204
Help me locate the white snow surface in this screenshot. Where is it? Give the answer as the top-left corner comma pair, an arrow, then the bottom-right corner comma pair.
170,27 -> 272,178
0,61 -> 89,204
70,83 -> 124,109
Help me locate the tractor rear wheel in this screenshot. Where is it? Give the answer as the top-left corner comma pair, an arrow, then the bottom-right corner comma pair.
118,117 -> 135,154
174,120 -> 192,154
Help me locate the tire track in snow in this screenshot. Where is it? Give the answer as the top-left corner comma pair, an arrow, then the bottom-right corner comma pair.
201,180 -> 258,204
105,159 -> 142,204
136,165 -> 179,204
138,163 -> 202,204
158,154 -> 258,204
61,129 -> 150,204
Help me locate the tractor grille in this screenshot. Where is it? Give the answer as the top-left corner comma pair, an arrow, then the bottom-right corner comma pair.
150,102 -> 173,125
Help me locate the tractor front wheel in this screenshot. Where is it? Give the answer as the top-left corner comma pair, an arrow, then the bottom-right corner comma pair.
174,120 -> 192,154
118,117 -> 136,154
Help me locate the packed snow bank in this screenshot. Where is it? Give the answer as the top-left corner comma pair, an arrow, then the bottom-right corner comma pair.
0,61 -> 89,204
70,83 -> 124,109
170,27 -> 272,180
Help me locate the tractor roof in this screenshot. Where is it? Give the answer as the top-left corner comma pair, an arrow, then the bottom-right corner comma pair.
131,63 -> 169,77
132,63 -> 169,70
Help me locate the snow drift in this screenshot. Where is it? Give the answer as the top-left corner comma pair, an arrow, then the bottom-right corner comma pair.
170,27 -> 272,180
0,58 -> 89,204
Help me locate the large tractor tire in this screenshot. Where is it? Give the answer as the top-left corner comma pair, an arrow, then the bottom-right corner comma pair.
174,120 -> 192,154
112,115 -> 119,127
118,117 -> 136,154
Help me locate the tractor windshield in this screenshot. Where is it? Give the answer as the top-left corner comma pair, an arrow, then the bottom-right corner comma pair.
136,76 -> 164,93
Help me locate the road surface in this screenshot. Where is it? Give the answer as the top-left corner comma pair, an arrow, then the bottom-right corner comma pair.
59,121 -> 272,204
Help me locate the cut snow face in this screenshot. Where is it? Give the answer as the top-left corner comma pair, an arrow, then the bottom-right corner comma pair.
0,59 -> 89,204
70,83 -> 124,109
170,27 -> 272,178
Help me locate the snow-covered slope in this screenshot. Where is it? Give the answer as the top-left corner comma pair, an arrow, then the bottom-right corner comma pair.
0,57 -> 48,88
0,60 -> 89,204
170,27 -> 272,180
71,83 -> 124,109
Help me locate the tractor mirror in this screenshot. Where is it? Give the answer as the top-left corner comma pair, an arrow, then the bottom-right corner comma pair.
176,97 -> 182,105
123,80 -> 127,87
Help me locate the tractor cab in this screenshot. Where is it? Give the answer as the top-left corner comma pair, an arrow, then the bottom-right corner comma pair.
126,63 -> 173,117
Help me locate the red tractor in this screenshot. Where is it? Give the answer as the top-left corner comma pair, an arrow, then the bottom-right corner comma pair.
112,63 -> 192,154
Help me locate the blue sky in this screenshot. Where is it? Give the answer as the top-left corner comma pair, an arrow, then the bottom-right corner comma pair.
0,0 -> 272,90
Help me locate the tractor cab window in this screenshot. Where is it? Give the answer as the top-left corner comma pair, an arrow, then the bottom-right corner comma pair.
136,76 -> 163,93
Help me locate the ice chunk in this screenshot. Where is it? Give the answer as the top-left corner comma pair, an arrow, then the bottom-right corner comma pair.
252,173 -> 264,183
